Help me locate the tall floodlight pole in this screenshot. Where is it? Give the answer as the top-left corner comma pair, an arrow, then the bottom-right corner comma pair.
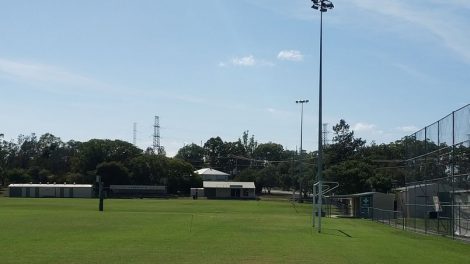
296,99 -> 309,203
310,0 -> 334,233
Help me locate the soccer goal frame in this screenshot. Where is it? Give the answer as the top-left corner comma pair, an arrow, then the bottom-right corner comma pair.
312,181 -> 339,230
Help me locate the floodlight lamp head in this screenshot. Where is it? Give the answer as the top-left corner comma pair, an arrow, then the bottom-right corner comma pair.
322,0 -> 334,11
311,0 -> 319,9
311,0 -> 334,12
323,1 -> 334,9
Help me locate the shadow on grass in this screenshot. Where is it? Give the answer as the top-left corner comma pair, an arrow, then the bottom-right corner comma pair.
316,228 -> 353,238
291,202 -> 299,214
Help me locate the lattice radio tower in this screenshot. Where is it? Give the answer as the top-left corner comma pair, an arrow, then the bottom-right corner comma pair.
153,116 -> 161,154
133,122 -> 137,146
322,123 -> 329,146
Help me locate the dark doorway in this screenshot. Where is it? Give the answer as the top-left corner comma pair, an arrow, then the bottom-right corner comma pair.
231,188 -> 241,198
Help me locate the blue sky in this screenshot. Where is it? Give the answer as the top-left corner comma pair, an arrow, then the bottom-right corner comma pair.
1,0 -> 469,156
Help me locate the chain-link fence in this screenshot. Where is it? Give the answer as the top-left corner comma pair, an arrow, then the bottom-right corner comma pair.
370,105 -> 470,240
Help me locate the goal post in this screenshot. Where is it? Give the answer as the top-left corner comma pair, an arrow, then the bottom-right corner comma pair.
312,181 -> 339,230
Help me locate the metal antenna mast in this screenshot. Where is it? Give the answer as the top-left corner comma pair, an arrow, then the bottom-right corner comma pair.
322,123 -> 328,147
133,122 -> 137,146
153,116 -> 161,154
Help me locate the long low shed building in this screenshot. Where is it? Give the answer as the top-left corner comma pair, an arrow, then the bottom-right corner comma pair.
8,183 -> 94,198
203,181 -> 256,199
109,185 -> 167,197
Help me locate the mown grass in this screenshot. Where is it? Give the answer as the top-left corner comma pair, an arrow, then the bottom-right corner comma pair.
0,198 -> 468,264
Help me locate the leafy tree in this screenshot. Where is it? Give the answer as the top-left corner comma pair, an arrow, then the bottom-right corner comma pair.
203,137 -> 227,170
224,140 -> 247,175
252,143 -> 285,167
96,161 -> 131,186
64,172 -> 87,184
0,167 -> 4,186
74,139 -> 142,174
6,168 -> 30,184
235,168 -> 262,193
240,130 -> 257,158
174,143 -> 204,169
257,165 -> 279,194
326,119 -> 365,165
276,156 -> 295,190
360,140 -> 407,188
0,135 -> 7,185
128,154 -> 166,185
325,160 -> 373,194
36,133 -> 69,175
27,166 -> 41,183
38,169 -> 55,183
14,134 -> 39,169
166,158 -> 200,194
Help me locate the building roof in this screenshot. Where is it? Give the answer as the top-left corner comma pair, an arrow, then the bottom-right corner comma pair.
203,181 -> 255,189
329,192 -> 384,198
195,168 -> 229,176
8,183 -> 93,188
110,185 -> 166,190
394,183 -> 436,191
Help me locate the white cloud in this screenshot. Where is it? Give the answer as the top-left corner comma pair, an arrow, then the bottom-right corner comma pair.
396,126 -> 418,133
0,57 -> 110,92
1,58 -> 86,84
219,55 -> 274,67
277,50 -> 304,61
350,0 -> 470,63
393,63 -> 431,81
232,55 -> 256,66
353,122 -> 384,134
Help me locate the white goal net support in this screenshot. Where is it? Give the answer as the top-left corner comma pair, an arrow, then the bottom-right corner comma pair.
312,181 -> 339,229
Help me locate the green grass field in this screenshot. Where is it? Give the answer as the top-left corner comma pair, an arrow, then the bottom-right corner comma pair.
0,198 -> 468,264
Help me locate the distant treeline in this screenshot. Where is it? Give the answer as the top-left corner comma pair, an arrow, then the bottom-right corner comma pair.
0,120 -> 412,195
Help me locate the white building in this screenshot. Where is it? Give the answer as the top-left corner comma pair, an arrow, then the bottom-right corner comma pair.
203,181 -> 256,199
8,183 -> 93,198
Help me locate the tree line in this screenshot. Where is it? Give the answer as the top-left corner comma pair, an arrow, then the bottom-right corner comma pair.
1,120 -> 411,195
175,122 -> 408,196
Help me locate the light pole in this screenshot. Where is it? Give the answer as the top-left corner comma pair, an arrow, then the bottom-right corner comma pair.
296,99 -> 309,203
310,0 -> 334,233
